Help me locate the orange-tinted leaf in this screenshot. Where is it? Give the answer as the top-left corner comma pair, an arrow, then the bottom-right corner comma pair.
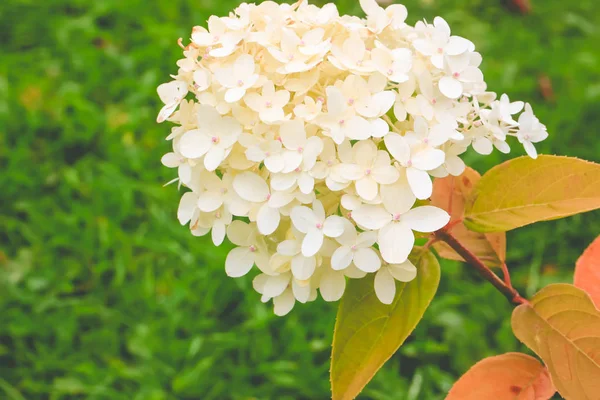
446,352 -> 555,400
464,156 -> 600,232
512,284 -> 600,399
330,249 -> 440,400
574,235 -> 600,308
431,168 -> 505,267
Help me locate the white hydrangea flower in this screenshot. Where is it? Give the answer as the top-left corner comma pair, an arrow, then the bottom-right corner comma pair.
157,0 -> 548,315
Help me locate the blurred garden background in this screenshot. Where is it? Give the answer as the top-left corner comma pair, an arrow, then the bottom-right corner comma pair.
1,0 -> 599,398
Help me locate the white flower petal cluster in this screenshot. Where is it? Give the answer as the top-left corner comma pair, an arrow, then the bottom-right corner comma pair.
157,0 -> 548,315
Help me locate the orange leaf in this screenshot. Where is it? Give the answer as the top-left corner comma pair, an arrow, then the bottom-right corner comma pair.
512,284 -> 600,399
446,352 -> 555,400
574,235 -> 600,308
431,167 -> 506,267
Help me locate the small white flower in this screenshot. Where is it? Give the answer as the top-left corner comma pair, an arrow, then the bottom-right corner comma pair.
339,140 -> 399,201
290,200 -> 346,257
178,106 -> 242,171
413,17 -> 474,69
244,81 -> 290,123
439,53 -> 484,99
214,54 -> 260,103
384,132 -> 445,199
352,204 -> 449,264
225,221 -> 270,277
374,259 -> 417,304
371,42 -> 412,83
156,81 -> 188,123
331,221 -> 380,272
517,104 -> 548,159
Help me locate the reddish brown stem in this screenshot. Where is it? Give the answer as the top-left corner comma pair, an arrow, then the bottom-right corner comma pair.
500,263 -> 512,288
435,229 -> 528,306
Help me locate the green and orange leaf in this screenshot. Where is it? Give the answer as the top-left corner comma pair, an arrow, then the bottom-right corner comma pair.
464,156 -> 600,232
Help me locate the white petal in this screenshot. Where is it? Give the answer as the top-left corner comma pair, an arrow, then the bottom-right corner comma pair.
292,280 -> 311,303
343,264 -> 368,279
291,255 -> 316,280
353,247 -> 381,273
473,137 -> 493,155
278,239 -> 300,256
270,173 -> 297,191
177,192 -> 198,225
406,167 -> 433,200
273,288 -> 295,316
257,204 -> 281,235
384,133 -> 410,163
298,173 -> 315,194
279,120 -> 306,150
263,274 -> 290,298
388,260 -> 417,282
178,164 -> 192,185
356,231 -> 378,248
523,141 -> 538,159
161,152 -> 180,168
411,148 -> 446,171
445,36 -> 470,56
356,177 -> 379,201
378,222 -> 414,264
211,221 -> 226,246
445,156 -> 466,176
374,268 -> 396,304
370,118 -> 390,138
268,191 -> 294,209
312,199 -> 326,221
331,246 -> 354,271
233,172 -> 270,203
354,140 -> 378,167
264,153 -> 285,173
253,273 -> 269,295
290,206 -> 318,233
352,205 -> 391,230
323,216 -> 346,238
320,269 -> 346,302
460,67 -> 483,83
179,130 -> 211,159
380,177 -> 415,215
157,80 -> 188,104
225,247 -> 254,277
372,166 -> 399,185
203,146 -> 225,171
302,229 -> 324,257
226,220 -> 254,246
339,164 -> 364,181
438,76 -> 463,99
225,87 -> 245,103
403,206 -> 450,232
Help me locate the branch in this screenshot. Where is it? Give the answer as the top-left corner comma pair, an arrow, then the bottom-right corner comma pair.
434,228 -> 528,306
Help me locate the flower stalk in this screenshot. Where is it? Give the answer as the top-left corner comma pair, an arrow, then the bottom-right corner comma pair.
434,228 -> 528,305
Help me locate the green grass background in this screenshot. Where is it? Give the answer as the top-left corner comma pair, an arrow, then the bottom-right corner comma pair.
1,0 -> 599,398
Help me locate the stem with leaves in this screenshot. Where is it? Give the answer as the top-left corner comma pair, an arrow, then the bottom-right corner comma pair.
434,227 -> 529,306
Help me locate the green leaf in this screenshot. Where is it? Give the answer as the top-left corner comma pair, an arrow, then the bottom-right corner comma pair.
511,284 -> 600,399
330,248 -> 440,400
464,156 -> 600,232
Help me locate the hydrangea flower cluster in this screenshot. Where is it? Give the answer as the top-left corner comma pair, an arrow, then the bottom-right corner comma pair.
157,0 -> 548,315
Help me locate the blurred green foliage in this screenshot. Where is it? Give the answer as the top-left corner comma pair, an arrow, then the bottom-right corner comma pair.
1,0 -> 599,398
